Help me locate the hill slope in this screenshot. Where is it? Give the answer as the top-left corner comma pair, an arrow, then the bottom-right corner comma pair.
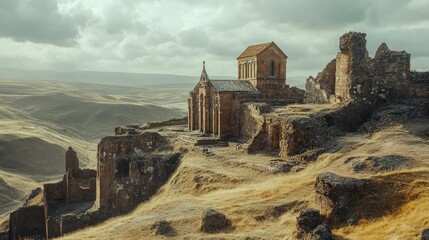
60,114 -> 429,239
0,79 -> 187,218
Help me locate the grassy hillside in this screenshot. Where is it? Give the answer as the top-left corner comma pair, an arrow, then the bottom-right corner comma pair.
0,79 -> 188,218
60,116 -> 429,239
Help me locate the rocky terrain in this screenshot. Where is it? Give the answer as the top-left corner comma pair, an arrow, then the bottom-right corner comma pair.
50,97 -> 429,240
2,31 -> 429,239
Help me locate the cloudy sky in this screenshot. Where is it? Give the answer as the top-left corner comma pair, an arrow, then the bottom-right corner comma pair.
0,0 -> 428,79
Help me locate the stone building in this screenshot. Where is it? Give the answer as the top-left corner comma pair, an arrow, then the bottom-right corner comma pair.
305,31 -> 428,104
188,42 -> 290,138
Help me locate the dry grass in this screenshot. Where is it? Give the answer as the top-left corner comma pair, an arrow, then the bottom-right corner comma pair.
0,79 -> 185,220
59,116 -> 429,240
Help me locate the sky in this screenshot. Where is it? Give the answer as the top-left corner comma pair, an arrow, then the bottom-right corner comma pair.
0,0 -> 428,79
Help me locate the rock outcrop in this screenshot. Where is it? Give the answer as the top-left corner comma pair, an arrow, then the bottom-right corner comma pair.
422,228 -> 429,240
296,209 -> 333,240
200,209 -> 231,233
315,172 -> 371,226
151,220 -> 176,236
315,172 -> 407,227
345,155 -> 407,173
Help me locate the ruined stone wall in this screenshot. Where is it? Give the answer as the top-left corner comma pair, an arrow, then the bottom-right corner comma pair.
95,132 -> 171,210
335,32 -> 370,102
8,206 -> 45,240
372,43 -> 411,101
304,31 -> 420,105
410,71 -> 429,97
111,153 -> 180,213
238,102 -> 271,139
246,99 -> 376,157
66,170 -> 96,203
44,181 -> 66,202
138,117 -> 188,130
73,168 -> 96,179
305,59 -> 336,103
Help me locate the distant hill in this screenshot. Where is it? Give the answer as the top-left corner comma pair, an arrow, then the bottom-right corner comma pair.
0,67 -> 197,87
0,67 -> 305,89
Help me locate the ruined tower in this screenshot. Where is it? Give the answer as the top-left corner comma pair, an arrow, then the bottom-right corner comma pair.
65,146 -> 79,172
334,32 -> 369,102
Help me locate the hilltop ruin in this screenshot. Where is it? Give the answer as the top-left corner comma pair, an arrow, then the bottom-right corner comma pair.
4,31 -> 429,239
187,31 -> 428,159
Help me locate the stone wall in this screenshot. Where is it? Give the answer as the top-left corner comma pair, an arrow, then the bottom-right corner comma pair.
237,102 -> 271,139
65,169 -> 96,203
306,31 -> 425,105
305,59 -> 336,103
372,43 -> 411,101
112,153 -> 180,213
246,99 -> 376,157
410,71 -> 429,97
115,117 -> 188,135
335,32 -> 370,102
44,169 -> 96,204
44,181 -> 66,202
95,132 -> 172,211
8,206 -> 45,240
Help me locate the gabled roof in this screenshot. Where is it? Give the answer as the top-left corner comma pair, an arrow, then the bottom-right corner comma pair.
237,41 -> 287,59
209,80 -> 258,92
237,42 -> 272,59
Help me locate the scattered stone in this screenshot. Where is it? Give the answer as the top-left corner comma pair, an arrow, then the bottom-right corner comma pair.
311,224 -> 333,240
422,228 -> 429,240
346,213 -> 360,226
291,165 -> 306,173
200,209 -> 231,233
267,159 -> 297,174
296,209 -> 323,238
151,220 -> 175,236
255,201 -> 306,221
345,155 -> 407,172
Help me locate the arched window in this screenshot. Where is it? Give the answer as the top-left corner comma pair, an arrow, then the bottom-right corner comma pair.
270,60 -> 275,76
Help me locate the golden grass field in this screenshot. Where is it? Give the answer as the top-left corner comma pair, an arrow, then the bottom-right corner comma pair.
1,79 -> 428,239
59,116 -> 429,239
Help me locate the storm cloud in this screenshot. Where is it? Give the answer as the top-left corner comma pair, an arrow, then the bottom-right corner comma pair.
0,0 -> 428,82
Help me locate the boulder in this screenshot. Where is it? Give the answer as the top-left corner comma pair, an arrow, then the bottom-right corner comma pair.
311,225 -> 333,240
315,172 -> 371,225
151,220 -> 175,236
296,209 -> 323,238
422,228 -> 429,240
200,209 -> 231,233
267,159 -> 297,174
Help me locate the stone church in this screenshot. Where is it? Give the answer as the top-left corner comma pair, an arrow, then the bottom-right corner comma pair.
188,42 -> 289,138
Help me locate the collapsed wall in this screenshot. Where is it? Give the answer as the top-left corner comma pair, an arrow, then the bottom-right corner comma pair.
307,31 -> 425,104
304,59 -> 337,104
96,132 -> 181,213
247,31 -> 428,158
246,99 -> 376,157
411,71 -> 429,97
8,205 -> 45,240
